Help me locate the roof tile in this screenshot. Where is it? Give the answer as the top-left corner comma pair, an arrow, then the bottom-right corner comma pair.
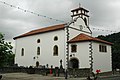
68,33 -> 112,45
14,24 -> 65,39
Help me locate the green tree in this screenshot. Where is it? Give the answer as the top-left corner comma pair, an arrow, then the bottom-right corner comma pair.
0,33 -> 14,67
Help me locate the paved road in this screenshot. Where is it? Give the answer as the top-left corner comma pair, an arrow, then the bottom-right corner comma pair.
99,76 -> 120,80
1,73 -> 120,80
1,73 -> 86,80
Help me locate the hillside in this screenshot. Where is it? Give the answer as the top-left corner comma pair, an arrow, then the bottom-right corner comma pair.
97,32 -> 120,69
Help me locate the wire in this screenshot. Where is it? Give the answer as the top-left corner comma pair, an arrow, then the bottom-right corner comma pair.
0,0 -> 65,23
0,1 -> 119,34
91,27 -> 118,33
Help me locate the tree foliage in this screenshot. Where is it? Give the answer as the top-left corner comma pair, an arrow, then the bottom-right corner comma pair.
97,32 -> 120,69
0,33 -> 14,67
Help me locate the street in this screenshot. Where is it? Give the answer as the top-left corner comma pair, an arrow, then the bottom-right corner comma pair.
99,76 -> 120,80
1,73 -> 120,80
0,73 -> 85,80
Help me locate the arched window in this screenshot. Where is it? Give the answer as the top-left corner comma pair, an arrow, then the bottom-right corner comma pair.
54,36 -> 58,41
37,39 -> 40,43
53,45 -> 58,56
37,47 -> 40,55
21,48 -> 24,56
36,61 -> 39,67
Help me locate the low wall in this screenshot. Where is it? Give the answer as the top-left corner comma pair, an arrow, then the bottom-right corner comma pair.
68,68 -> 90,77
0,67 -> 91,77
0,67 -> 51,75
0,67 -> 27,73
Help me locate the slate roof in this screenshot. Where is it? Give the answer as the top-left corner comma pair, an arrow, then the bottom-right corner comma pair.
68,33 -> 112,45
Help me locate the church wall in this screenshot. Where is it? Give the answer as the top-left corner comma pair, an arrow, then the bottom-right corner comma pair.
92,42 -> 112,73
15,29 -> 66,68
69,42 -> 90,68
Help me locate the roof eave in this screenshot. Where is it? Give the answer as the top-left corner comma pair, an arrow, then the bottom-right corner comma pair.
13,28 -> 64,40
68,40 -> 113,45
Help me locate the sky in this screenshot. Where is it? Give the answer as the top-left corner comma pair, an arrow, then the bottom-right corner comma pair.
0,0 -> 120,46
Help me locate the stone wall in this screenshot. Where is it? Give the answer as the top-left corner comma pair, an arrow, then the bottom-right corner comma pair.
68,68 -> 90,77
0,67 -> 91,77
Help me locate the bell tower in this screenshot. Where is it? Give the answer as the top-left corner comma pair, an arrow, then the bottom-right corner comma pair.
71,5 -> 89,26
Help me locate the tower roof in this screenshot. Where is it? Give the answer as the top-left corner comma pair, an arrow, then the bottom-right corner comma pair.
71,6 -> 89,17
71,7 -> 89,12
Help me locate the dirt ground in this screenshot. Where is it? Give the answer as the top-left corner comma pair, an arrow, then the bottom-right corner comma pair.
0,73 -> 86,80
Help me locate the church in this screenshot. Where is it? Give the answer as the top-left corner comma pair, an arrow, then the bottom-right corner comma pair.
13,6 -> 112,73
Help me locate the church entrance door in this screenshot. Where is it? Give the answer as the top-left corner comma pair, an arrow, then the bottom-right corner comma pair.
70,58 -> 79,68
36,61 -> 39,67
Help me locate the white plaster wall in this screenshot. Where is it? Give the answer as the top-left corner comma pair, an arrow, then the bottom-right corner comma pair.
92,42 -> 112,73
69,18 -> 91,40
69,42 -> 90,68
15,29 -> 66,68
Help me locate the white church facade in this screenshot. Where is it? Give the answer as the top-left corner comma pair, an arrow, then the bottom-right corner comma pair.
14,6 -> 112,73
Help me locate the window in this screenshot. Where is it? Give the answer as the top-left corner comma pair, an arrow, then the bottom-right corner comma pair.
79,25 -> 83,30
53,45 -> 58,56
71,45 -> 77,52
99,45 -> 107,52
54,36 -> 58,41
37,47 -> 40,55
21,48 -> 24,56
37,39 -> 40,43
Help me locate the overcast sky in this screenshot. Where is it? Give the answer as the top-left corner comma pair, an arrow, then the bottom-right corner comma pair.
0,0 -> 120,46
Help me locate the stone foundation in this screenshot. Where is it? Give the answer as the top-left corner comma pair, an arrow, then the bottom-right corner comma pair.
68,68 -> 90,77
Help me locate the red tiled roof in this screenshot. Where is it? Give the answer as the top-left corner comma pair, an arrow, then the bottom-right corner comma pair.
68,33 -> 112,45
13,24 -> 65,40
